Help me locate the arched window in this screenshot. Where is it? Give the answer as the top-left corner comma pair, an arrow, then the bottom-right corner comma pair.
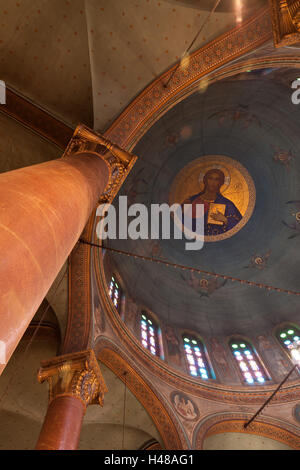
277,325 -> 300,362
230,339 -> 269,385
108,275 -> 121,312
140,312 -> 160,357
183,335 -> 213,380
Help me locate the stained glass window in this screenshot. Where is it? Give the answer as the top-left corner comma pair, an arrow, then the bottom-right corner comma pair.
140,312 -> 159,357
277,325 -> 300,364
183,336 -> 213,380
230,340 -> 268,385
108,275 -> 121,312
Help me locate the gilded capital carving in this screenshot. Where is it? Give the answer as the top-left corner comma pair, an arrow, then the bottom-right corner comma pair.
62,123 -> 138,205
269,0 -> 300,47
37,350 -> 108,408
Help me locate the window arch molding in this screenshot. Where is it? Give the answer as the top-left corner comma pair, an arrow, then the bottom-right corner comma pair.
228,336 -> 271,385
182,331 -> 215,380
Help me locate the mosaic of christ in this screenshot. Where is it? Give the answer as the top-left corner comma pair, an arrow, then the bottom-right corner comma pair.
169,155 -> 256,242
183,168 -> 242,236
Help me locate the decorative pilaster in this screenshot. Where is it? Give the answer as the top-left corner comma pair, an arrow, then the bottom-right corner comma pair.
35,350 -> 107,450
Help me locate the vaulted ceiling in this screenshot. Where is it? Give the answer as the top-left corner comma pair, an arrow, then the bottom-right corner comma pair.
0,0 -> 266,130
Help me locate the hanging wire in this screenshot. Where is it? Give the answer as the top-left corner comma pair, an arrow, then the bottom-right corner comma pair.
0,259 -> 69,405
163,0 -> 223,88
79,238 -> 300,296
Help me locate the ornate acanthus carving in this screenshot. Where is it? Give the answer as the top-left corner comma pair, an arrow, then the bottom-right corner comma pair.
62,123 -> 138,205
37,349 -> 108,408
269,0 -> 300,47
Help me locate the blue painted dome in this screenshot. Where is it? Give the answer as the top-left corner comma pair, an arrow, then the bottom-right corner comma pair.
106,69 -> 300,339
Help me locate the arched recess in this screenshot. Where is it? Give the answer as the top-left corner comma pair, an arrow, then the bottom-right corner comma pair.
193,413 -> 300,450
140,309 -> 164,360
182,332 -> 215,380
275,322 -> 300,359
140,439 -> 163,450
103,251 -> 127,318
96,343 -> 188,450
228,336 -> 271,385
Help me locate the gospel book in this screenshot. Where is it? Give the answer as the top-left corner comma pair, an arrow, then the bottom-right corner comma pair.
207,203 -> 226,225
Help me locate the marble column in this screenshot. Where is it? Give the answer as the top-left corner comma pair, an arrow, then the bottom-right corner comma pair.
0,124 -> 137,373
35,349 -> 107,450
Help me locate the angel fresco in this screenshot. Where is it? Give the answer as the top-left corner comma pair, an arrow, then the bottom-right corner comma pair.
257,335 -> 291,380
149,240 -> 164,259
182,168 -> 242,236
182,271 -> 227,298
209,106 -> 262,129
210,337 -> 231,377
124,297 -> 138,332
172,392 -> 199,421
282,200 -> 300,239
272,146 -> 295,170
165,325 -> 181,366
245,250 -> 271,270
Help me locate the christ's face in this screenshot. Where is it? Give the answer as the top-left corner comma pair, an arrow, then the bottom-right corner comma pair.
205,172 -> 222,193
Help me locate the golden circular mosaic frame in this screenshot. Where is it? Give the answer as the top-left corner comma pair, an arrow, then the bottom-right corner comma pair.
169,155 -> 256,242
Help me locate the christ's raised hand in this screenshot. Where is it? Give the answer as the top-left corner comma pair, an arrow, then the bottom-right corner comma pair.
211,210 -> 228,224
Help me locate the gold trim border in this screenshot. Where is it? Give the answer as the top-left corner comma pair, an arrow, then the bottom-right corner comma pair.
97,345 -> 187,450
194,414 -> 300,450
169,155 -> 256,242
105,7 -> 272,149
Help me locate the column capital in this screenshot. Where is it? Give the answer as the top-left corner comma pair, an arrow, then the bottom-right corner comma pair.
269,0 -> 300,47
37,349 -> 108,408
63,124 -> 138,205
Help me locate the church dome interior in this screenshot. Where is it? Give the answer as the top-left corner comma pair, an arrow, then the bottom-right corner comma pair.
1,0 -> 300,452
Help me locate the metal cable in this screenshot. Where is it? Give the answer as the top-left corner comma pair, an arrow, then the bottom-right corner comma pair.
80,238 -> 300,296
163,0 -> 223,88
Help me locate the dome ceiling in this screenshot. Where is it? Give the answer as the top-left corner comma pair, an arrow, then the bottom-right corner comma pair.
105,68 -> 300,339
